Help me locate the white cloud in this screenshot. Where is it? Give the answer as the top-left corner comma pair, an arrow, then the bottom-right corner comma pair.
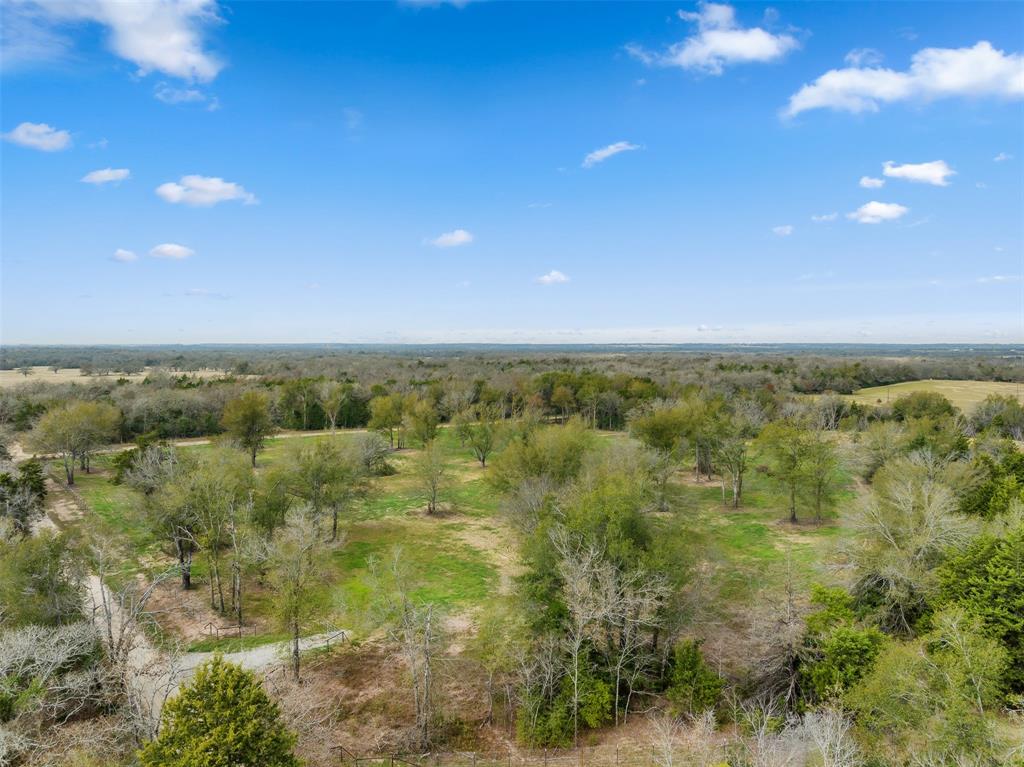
154,82 -> 218,109
81,167 -> 130,185
785,41 -> 1023,117
882,160 -> 955,186
582,141 -> 641,168
156,175 -> 256,206
994,152 -> 1013,162
844,48 -> 883,67
17,0 -> 224,81
150,243 -> 195,260
811,212 -> 838,222
977,275 -> 1021,284
772,225 -> 794,236
859,176 -> 885,188
847,201 -> 909,224
627,2 -> 798,75
430,229 -> 474,248
111,248 -> 137,262
536,270 -> 570,285
343,107 -> 364,132
2,121 -> 70,151
184,287 -> 228,299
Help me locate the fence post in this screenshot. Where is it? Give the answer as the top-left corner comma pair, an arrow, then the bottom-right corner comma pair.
615,745 -> 619,767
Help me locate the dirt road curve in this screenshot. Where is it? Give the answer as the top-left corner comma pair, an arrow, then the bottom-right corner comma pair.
86,574 -> 346,725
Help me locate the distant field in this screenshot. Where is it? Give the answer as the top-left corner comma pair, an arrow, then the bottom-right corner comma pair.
0,366 -> 229,388
846,379 -> 1024,413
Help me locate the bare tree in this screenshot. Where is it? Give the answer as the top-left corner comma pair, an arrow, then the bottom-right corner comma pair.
802,707 -> 863,767
368,548 -> 446,749
551,528 -> 612,745
317,381 -> 347,433
848,453 -> 973,633
269,509 -> 333,681
601,568 -> 667,725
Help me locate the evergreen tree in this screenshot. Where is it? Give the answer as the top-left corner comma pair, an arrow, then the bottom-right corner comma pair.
139,657 -> 299,767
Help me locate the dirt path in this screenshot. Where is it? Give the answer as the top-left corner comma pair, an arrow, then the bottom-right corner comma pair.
85,573 -> 347,725
12,427 -> 372,464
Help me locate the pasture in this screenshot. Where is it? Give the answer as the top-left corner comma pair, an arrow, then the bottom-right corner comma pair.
45,426 -> 854,660
846,378 -> 1023,413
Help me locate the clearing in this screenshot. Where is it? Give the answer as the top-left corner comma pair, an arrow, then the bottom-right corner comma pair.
845,378 -> 1023,413
0,366 -> 232,388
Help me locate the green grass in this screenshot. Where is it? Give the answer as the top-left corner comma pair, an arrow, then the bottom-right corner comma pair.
64,425 -> 858,645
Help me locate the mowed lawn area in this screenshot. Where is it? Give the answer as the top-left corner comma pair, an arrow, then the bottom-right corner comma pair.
846,379 -> 1024,413
54,426 -> 856,650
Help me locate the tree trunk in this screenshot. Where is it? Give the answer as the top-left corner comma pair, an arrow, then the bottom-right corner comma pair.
176,539 -> 192,589
292,620 -> 301,681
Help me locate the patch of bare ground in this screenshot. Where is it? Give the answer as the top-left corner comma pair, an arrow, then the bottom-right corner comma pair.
452,518 -> 523,597
39,477 -> 85,531
146,578 -> 276,645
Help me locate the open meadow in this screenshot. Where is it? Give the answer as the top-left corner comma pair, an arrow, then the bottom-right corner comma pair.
0,366 -> 232,388
845,378 -> 1024,413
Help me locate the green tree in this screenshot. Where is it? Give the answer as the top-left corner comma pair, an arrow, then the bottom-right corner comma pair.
758,421 -> 810,524
846,608 -> 1009,765
800,430 -> 842,524
277,439 -> 366,540
221,391 -> 276,467
404,396 -> 439,446
891,390 -> 957,421
0,532 -> 83,628
454,403 -> 502,467
368,393 -> 403,448
413,440 -> 450,515
138,656 -> 299,767
938,521 -> 1024,692
665,640 -> 724,717
31,400 -> 120,484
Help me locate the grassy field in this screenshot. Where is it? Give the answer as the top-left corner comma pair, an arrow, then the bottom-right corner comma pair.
53,426 -> 855,651
0,366 -> 230,388
846,379 -> 1024,413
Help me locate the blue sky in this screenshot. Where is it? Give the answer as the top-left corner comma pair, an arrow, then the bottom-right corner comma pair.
1,1 -> 1022,344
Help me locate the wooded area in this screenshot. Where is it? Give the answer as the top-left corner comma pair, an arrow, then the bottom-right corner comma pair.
0,346 -> 1021,766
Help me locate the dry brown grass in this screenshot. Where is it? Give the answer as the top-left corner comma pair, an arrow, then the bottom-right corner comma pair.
845,378 -> 1024,413
0,366 -> 230,388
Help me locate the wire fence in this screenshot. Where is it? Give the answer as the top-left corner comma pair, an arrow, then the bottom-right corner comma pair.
334,744 -> 689,767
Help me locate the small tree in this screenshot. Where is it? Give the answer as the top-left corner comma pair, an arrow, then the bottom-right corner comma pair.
455,404 -> 502,467
367,548 -> 447,749
222,391 -> 276,467
758,421 -> 809,524
368,393 -> 403,448
414,440 -> 450,515
404,396 -> 439,446
665,640 -> 724,717
138,656 -> 299,767
801,430 -> 842,524
318,380 -> 347,433
269,510 -> 332,680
